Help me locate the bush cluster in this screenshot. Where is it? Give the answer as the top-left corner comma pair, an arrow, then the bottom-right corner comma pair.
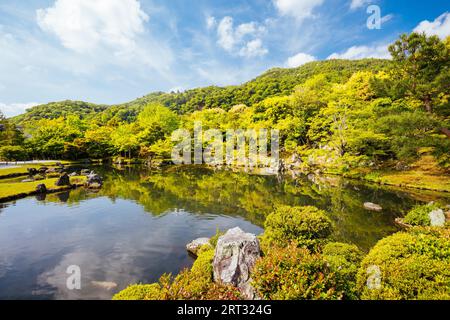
403,203 -> 442,226
356,227 -> 450,300
261,205 -> 333,250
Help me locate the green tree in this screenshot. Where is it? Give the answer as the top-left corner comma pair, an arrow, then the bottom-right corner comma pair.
389,32 -> 450,138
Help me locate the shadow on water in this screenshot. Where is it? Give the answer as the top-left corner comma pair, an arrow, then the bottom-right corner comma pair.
0,164 -> 448,300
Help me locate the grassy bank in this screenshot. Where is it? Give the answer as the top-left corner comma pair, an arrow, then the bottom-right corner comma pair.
324,156 -> 450,193
0,176 -> 87,203
0,161 -> 75,179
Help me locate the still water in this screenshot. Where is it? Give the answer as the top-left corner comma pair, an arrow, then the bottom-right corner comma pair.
0,165 -> 448,299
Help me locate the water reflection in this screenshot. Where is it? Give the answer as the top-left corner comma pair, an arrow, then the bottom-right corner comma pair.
0,165 -> 448,300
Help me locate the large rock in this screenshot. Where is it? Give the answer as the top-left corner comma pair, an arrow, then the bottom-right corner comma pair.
35,184 -> 47,193
27,168 -> 38,175
213,227 -> 261,299
87,173 -> 103,188
429,209 -> 446,227
364,202 -> 383,212
55,173 -> 71,186
186,238 -> 210,256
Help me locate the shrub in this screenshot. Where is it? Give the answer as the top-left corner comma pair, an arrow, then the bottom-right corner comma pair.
322,242 -> 363,300
113,244 -> 240,300
262,205 -> 333,250
403,203 -> 441,226
0,145 -> 28,161
356,228 -> 450,300
252,243 -> 349,300
112,284 -> 161,300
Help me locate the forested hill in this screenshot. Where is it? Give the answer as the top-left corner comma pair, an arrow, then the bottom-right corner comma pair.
12,58 -> 390,125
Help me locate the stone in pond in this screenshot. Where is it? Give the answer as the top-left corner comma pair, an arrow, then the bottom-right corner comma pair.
364,202 -> 383,211
91,281 -> 118,290
36,184 -> 47,193
55,173 -> 71,186
429,209 -> 446,227
213,227 -> 261,299
186,237 -> 210,256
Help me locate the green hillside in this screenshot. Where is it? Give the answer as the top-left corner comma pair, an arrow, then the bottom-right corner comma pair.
12,58 -> 390,125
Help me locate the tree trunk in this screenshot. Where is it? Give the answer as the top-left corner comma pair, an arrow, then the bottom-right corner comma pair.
424,96 -> 433,113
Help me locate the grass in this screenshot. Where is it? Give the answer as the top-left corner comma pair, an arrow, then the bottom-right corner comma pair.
0,176 -> 87,201
326,155 -> 450,193
0,161 -> 74,179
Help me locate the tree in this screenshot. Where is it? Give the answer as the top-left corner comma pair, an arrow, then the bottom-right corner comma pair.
389,32 -> 450,138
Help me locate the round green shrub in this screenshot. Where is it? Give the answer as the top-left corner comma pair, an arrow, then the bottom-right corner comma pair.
262,205 -> 333,250
323,242 -> 363,300
252,243 -> 350,300
403,203 -> 441,226
356,228 -> 450,300
112,284 -> 161,300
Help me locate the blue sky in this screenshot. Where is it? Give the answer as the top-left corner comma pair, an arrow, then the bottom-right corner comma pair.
0,0 -> 449,116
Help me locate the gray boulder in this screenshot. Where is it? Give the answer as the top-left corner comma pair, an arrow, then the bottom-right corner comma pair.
186,237 -> 210,256
55,173 -> 71,186
213,227 -> 261,299
86,173 -> 103,188
36,184 -> 47,194
364,202 -> 383,212
429,209 -> 446,227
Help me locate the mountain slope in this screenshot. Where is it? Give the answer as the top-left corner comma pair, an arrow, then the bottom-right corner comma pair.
12,58 -> 391,125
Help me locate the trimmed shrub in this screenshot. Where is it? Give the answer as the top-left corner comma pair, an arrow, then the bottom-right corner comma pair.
322,242 -> 363,300
356,228 -> 450,300
112,284 -> 161,300
113,244 -> 240,300
262,205 -> 333,250
252,243 -> 350,300
403,203 -> 441,226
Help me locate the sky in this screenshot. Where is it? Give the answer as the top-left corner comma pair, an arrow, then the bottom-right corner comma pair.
0,0 -> 449,117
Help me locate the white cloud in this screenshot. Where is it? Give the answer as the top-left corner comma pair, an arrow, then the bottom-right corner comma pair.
350,0 -> 370,10
381,14 -> 394,24
217,16 -> 236,51
285,52 -> 317,68
327,44 -> 390,60
414,12 -> 450,39
239,39 -> 268,57
206,16 -> 217,30
0,102 -> 39,117
36,0 -> 149,54
273,0 -> 324,21
216,16 -> 268,58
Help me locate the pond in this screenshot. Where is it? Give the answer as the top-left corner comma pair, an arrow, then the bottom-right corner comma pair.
0,165 -> 448,300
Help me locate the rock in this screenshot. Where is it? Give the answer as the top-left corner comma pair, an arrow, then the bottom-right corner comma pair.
87,173 -> 103,187
55,173 -> 71,186
33,174 -> 45,181
35,184 -> 47,194
213,227 -> 261,299
91,281 -> 118,290
27,168 -> 38,175
186,238 -> 210,256
46,168 -> 57,174
429,209 -> 446,227
38,167 -> 48,174
364,202 -> 383,211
